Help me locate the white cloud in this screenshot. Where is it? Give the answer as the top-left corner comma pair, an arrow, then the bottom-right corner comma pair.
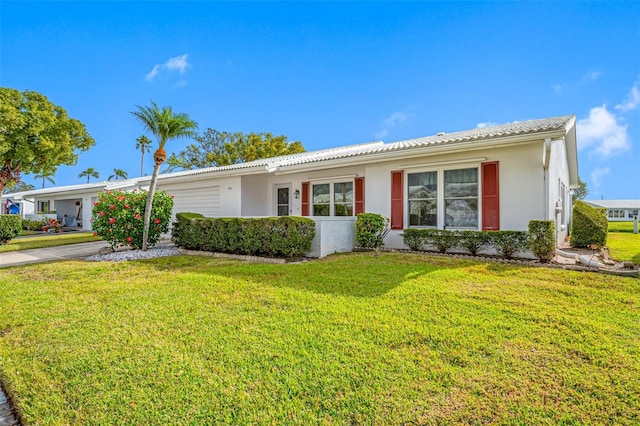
375,110 -> 413,140
476,121 -> 497,129
590,167 -> 610,189
615,79 -> 640,112
146,54 -> 190,82
581,70 -> 602,83
576,105 -> 630,157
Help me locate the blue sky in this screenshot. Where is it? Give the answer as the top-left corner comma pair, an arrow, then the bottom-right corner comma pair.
2,1 -> 639,199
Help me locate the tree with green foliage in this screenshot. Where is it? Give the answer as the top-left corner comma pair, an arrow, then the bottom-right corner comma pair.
131,101 -> 198,250
108,168 -> 128,181
165,129 -> 305,171
572,177 -> 589,201
0,88 -> 95,194
34,172 -> 56,189
78,167 -> 100,183
2,180 -> 36,194
135,135 -> 152,176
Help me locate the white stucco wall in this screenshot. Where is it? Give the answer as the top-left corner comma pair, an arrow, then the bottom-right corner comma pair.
308,217 -> 357,258
241,175 -> 270,216
363,143 -> 546,249
546,137 -> 571,244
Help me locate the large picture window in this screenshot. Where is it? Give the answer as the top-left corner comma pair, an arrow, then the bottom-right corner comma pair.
408,167 -> 479,229
312,181 -> 354,216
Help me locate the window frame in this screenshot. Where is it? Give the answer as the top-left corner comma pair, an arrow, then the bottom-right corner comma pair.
310,179 -> 355,217
406,165 -> 481,230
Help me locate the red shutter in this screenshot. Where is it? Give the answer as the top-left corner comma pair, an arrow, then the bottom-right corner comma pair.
482,161 -> 500,230
301,182 -> 310,216
354,177 -> 365,215
390,171 -> 404,230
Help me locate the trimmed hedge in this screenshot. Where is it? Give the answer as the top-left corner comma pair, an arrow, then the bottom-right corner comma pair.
0,215 -> 22,244
172,213 -> 316,258
402,228 -> 530,259
355,213 -> 389,249
22,218 -> 46,231
529,220 -> 556,263
570,201 -> 608,248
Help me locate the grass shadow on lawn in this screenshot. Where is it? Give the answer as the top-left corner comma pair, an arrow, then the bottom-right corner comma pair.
145,251 -> 476,298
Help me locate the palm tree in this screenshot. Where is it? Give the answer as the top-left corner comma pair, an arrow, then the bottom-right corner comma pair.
108,168 -> 128,181
131,101 -> 198,250
34,172 -> 55,189
78,167 -> 100,183
135,135 -> 152,176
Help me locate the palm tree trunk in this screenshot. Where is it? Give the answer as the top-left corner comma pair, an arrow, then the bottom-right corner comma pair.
141,162 -> 161,251
140,151 -> 145,177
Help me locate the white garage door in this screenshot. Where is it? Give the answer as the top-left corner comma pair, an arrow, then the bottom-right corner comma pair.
170,185 -> 221,218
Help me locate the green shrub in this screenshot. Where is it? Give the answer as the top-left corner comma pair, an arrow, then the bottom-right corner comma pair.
489,231 -> 529,259
528,220 -> 556,262
172,215 -> 316,258
22,218 -> 46,231
402,228 -> 425,251
92,189 -> 174,249
355,213 -> 389,249
402,229 -> 456,253
0,214 -> 22,244
570,201 -> 608,248
457,230 -> 491,256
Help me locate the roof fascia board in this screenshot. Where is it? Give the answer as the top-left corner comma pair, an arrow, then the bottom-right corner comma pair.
156,165 -> 270,184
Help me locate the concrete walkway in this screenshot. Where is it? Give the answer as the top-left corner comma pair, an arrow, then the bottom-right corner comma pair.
0,241 -> 110,268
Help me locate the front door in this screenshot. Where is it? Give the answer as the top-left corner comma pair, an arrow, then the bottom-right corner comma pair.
275,185 -> 291,216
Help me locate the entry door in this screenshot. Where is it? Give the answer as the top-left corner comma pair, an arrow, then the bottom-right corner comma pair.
275,185 -> 291,216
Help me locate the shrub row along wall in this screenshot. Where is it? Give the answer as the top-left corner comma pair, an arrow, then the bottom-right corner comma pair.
172,213 -> 316,258
403,220 -> 556,262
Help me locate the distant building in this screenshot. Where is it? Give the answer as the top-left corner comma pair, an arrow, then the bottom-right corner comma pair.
583,200 -> 640,222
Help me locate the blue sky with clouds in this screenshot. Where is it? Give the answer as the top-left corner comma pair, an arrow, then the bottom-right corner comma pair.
2,1 -> 639,199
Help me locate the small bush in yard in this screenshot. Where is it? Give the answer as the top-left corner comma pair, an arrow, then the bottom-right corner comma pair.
356,213 -> 390,249
489,231 -> 529,259
0,214 -> 22,244
22,218 -> 46,231
92,189 -> 173,249
403,228 -> 425,251
529,220 -> 556,262
570,201 -> 608,248
457,230 -> 491,256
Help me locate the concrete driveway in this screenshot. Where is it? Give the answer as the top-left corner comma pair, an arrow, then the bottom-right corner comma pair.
0,241 -> 110,268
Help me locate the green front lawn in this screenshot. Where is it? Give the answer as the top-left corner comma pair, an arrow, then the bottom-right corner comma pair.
0,253 -> 638,424
0,232 -> 102,253
608,232 -> 640,264
608,221 -> 637,233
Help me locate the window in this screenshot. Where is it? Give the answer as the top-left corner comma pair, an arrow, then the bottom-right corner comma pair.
630,210 -> 639,219
408,171 -> 437,226
408,167 -> 479,229
312,181 -> 354,216
333,182 -> 353,216
38,201 -> 50,214
609,209 -> 625,218
444,168 -> 478,228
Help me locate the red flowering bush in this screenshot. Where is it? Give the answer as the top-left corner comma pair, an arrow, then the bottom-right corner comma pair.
91,189 -> 173,249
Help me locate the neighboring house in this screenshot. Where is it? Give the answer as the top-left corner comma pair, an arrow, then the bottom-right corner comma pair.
1,115 -> 578,255
583,200 -> 640,222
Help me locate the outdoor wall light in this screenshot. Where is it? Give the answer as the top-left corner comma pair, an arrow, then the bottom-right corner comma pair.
294,189 -> 300,199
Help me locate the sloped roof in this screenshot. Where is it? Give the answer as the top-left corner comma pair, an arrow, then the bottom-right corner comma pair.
161,114 -> 575,178
2,114 -> 577,198
584,200 -> 640,210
